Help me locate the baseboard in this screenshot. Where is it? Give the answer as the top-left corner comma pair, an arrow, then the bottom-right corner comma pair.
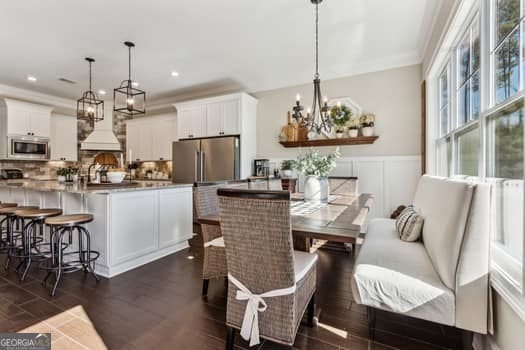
473,333 -> 501,350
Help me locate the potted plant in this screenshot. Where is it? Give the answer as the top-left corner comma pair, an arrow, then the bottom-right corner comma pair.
330,104 -> 352,138
360,113 -> 375,137
347,117 -> 360,138
281,160 -> 296,177
295,148 -> 340,202
70,168 -> 79,182
56,168 -> 67,183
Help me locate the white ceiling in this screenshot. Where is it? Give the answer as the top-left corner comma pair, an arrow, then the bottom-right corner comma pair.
0,0 -> 439,102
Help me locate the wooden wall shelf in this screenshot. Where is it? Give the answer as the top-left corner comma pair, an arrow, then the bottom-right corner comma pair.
279,136 -> 379,148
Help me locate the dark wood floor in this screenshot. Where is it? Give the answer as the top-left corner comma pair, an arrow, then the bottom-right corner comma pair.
0,241 -> 465,349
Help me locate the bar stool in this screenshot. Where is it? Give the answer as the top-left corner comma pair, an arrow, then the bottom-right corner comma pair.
14,208 -> 63,282
0,203 -> 18,247
42,214 -> 100,296
0,205 -> 39,271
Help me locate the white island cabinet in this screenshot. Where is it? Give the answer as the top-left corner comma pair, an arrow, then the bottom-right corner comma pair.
0,181 -> 193,278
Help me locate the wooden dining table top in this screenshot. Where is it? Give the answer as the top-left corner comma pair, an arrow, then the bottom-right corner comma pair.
197,192 -> 374,244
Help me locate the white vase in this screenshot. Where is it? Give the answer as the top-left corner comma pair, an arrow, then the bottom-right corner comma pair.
57,176 -> 66,183
335,132 -> 344,139
362,126 -> 374,137
348,129 -> 358,138
304,175 -> 321,202
319,176 -> 329,203
282,170 -> 293,177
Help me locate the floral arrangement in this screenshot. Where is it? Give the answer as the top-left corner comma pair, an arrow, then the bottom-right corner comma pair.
360,113 -> 375,127
56,168 -> 68,177
295,148 -> 340,177
281,160 -> 296,171
347,116 -> 360,130
330,104 -> 352,133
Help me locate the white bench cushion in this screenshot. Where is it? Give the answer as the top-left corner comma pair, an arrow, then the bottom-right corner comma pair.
294,251 -> 318,282
351,218 -> 455,326
413,176 -> 474,290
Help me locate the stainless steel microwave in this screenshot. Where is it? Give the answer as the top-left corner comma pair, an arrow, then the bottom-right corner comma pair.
8,136 -> 50,160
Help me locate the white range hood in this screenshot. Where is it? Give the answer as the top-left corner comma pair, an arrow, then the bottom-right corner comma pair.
80,103 -> 121,151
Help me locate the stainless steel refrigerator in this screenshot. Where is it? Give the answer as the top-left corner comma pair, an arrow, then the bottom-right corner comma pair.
172,136 -> 240,183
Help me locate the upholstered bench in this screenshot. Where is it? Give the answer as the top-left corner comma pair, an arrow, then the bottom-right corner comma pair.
351,175 -> 491,349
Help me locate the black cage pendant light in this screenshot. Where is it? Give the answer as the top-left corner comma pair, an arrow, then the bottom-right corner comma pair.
292,0 -> 332,134
77,57 -> 104,126
113,41 -> 146,117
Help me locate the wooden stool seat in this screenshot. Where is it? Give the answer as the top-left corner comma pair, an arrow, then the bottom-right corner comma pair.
0,203 -> 18,209
0,206 -> 38,215
45,214 -> 94,226
16,208 -> 63,220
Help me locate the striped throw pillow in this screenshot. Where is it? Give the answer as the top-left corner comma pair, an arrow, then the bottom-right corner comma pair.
395,205 -> 424,242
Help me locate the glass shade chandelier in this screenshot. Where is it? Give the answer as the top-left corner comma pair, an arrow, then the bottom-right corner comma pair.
292,0 -> 333,134
77,57 -> 104,126
113,41 -> 146,116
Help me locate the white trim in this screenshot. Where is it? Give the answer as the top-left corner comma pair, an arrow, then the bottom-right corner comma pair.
0,83 -> 75,110
419,0 -> 445,62
491,268 -> 525,321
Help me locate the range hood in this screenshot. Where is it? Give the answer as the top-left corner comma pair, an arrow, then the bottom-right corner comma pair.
81,103 -> 121,151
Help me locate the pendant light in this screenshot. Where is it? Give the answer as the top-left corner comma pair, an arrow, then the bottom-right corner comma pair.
292,0 -> 333,134
77,57 -> 104,126
113,41 -> 146,116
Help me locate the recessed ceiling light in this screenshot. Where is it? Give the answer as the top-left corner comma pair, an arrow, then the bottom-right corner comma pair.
171,71 -> 179,77
98,90 -> 106,95
27,76 -> 37,82
132,81 -> 139,87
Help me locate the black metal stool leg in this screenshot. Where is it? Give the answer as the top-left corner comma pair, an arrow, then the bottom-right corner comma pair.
79,226 -> 99,282
51,228 -> 66,297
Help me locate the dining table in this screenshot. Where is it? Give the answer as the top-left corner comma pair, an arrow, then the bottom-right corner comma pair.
197,191 -> 374,253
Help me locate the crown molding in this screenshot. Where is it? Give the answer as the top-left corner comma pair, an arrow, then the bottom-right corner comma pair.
0,83 -> 75,110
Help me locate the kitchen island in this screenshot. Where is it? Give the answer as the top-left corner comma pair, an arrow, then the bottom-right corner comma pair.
0,180 -> 193,278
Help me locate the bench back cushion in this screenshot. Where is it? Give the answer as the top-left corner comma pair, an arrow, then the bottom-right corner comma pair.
413,176 -> 474,290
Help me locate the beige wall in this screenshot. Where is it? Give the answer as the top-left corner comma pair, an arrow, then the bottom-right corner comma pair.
490,293 -> 525,350
254,64 -> 422,159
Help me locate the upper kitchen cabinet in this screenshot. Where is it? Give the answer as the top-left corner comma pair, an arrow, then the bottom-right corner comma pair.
206,99 -> 240,136
176,105 -> 206,139
174,93 -> 254,140
2,98 -> 52,137
50,114 -> 78,161
174,93 -> 257,178
126,114 -> 176,162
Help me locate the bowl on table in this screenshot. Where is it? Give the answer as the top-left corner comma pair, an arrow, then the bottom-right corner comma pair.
106,172 -> 127,183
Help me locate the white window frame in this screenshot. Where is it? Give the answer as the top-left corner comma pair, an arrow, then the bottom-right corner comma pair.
425,0 -> 525,320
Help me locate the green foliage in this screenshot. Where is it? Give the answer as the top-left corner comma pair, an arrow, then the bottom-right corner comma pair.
295,148 -> 340,177
56,168 -> 68,176
281,160 -> 296,170
330,104 -> 352,129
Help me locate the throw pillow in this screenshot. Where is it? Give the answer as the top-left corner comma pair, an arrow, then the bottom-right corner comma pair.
395,205 -> 424,242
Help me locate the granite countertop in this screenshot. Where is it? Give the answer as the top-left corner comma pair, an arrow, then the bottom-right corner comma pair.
0,180 -> 192,194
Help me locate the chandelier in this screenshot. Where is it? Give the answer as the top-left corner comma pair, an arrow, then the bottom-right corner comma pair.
113,41 -> 146,117
77,57 -> 104,126
292,0 -> 333,135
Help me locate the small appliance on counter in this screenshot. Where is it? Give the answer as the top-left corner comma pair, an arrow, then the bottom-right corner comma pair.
253,159 -> 270,177
0,168 -> 24,180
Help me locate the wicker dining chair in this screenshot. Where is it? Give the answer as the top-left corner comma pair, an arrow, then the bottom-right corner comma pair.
328,176 -> 358,194
217,188 -> 318,348
194,182 -> 227,296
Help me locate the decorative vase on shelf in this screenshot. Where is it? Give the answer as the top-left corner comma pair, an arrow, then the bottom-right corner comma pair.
348,129 -> 358,138
335,131 -> 344,139
304,175 -> 321,202
362,126 -> 374,137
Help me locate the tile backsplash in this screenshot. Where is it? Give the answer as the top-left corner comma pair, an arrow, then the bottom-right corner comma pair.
0,114 -> 173,180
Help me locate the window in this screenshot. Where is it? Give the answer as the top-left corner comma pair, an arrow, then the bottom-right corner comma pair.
493,0 -> 521,105
439,67 -> 450,136
457,126 -> 480,176
430,0 -> 525,309
457,20 -> 481,126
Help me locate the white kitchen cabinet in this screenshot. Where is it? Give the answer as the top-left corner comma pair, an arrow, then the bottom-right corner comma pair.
126,114 -> 176,161
177,106 -> 206,139
3,99 -> 52,137
173,93 -> 257,178
50,114 -> 78,161
159,187 -> 192,248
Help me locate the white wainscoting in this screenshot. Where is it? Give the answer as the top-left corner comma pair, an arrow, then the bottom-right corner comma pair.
269,155 -> 422,222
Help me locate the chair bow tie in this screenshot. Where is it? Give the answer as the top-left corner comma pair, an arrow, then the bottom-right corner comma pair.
228,273 -> 296,346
